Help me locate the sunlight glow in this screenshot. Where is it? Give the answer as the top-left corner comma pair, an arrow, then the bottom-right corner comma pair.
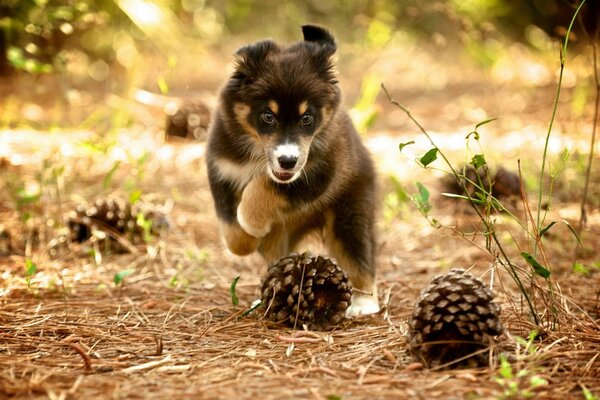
118,0 -> 163,27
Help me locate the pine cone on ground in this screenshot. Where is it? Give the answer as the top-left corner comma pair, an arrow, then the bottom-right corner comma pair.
492,167 -> 521,198
442,165 -> 520,201
165,99 -> 211,141
0,224 -> 13,256
67,198 -> 168,246
261,252 -> 352,330
408,268 -> 504,368
441,165 -> 491,200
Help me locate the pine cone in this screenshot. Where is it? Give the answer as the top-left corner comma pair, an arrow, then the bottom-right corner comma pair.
492,167 -> 520,198
67,198 -> 168,246
442,165 -> 520,201
165,99 -> 211,141
0,224 -> 13,256
261,252 -> 352,330
441,165 -> 491,200
408,268 -> 503,368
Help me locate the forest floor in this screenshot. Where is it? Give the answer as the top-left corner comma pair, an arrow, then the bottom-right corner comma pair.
0,41 -> 599,399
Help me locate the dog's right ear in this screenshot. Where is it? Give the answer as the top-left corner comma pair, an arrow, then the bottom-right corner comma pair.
233,40 -> 278,84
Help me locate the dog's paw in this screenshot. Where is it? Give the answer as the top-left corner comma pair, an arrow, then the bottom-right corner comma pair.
345,293 -> 380,317
346,293 -> 379,318
236,203 -> 271,238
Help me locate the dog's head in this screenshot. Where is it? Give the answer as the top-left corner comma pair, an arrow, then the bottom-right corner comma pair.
222,25 -> 340,184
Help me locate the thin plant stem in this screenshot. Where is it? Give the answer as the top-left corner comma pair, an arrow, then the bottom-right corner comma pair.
535,0 -> 587,257
574,6 -> 599,263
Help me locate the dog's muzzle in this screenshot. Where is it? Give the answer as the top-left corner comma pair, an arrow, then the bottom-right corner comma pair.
269,144 -> 303,183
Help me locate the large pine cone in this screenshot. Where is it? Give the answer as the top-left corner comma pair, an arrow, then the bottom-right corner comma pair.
408,268 -> 504,368
67,198 -> 168,245
261,252 -> 352,330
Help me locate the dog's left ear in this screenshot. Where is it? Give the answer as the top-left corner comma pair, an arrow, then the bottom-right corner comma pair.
302,25 -> 337,84
302,25 -> 336,52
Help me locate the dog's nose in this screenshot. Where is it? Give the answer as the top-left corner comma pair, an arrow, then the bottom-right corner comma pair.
277,155 -> 297,170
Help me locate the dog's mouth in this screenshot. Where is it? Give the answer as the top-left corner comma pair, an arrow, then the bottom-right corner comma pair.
273,171 -> 295,181
267,168 -> 302,184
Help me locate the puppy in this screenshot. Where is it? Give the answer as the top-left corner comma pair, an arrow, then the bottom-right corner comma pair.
206,25 -> 379,316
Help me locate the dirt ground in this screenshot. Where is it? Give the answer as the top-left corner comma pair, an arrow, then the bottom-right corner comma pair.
0,40 -> 599,399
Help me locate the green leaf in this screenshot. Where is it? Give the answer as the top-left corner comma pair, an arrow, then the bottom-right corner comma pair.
25,259 -> 37,277
530,375 -> 548,388
474,118 -> 498,130
114,269 -> 135,285
441,192 -> 486,204
103,161 -> 121,189
412,182 -> 431,214
521,252 -> 550,279
540,219 -> 581,244
398,141 -> 415,152
573,263 -> 589,276
419,148 -> 438,167
16,188 -> 41,206
230,275 -> 240,306
157,77 -> 169,94
583,386 -> 599,400
539,221 -> 556,238
498,354 -> 513,379
326,396 -> 342,400
136,213 -> 153,242
470,154 -> 486,169
129,189 -> 142,205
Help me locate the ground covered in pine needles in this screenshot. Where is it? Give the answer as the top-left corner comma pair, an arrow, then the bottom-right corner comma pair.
1,45 -> 599,399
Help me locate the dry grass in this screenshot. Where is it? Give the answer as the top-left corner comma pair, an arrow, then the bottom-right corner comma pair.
0,260 -> 598,399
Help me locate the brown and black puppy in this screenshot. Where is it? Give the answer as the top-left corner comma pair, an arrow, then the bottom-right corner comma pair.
206,25 -> 379,316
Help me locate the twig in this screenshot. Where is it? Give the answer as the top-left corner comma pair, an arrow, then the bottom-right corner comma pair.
574,1 -> 599,263
68,342 -> 92,372
155,335 -> 163,356
121,355 -> 173,373
277,335 -> 320,344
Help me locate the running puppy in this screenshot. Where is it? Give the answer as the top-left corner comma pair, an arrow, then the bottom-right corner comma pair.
206,25 -> 379,316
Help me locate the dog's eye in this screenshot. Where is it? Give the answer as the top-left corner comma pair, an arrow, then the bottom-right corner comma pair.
300,114 -> 313,126
261,111 -> 275,124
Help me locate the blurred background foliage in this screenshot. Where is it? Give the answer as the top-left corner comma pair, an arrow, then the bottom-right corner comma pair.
0,0 -> 598,128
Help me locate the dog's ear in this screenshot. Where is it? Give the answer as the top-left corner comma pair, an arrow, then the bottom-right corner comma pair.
302,25 -> 337,84
302,25 -> 336,49
233,40 -> 278,84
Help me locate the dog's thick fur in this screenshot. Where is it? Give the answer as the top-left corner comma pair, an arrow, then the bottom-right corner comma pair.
206,25 -> 379,316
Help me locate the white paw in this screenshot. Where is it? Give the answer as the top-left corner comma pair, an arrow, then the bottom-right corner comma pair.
345,293 -> 380,317
237,204 -> 271,238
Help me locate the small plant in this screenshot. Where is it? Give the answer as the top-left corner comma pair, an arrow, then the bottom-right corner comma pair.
383,176 -> 410,223
582,386 -> 599,400
349,73 -> 381,134
380,1 -> 588,326
572,262 -> 600,276
494,354 -> 548,399
230,276 -> 240,307
114,269 -> 135,286
136,213 -> 153,243
24,259 -> 37,289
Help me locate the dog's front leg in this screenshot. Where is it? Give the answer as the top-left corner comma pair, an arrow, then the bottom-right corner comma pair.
237,176 -> 286,238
